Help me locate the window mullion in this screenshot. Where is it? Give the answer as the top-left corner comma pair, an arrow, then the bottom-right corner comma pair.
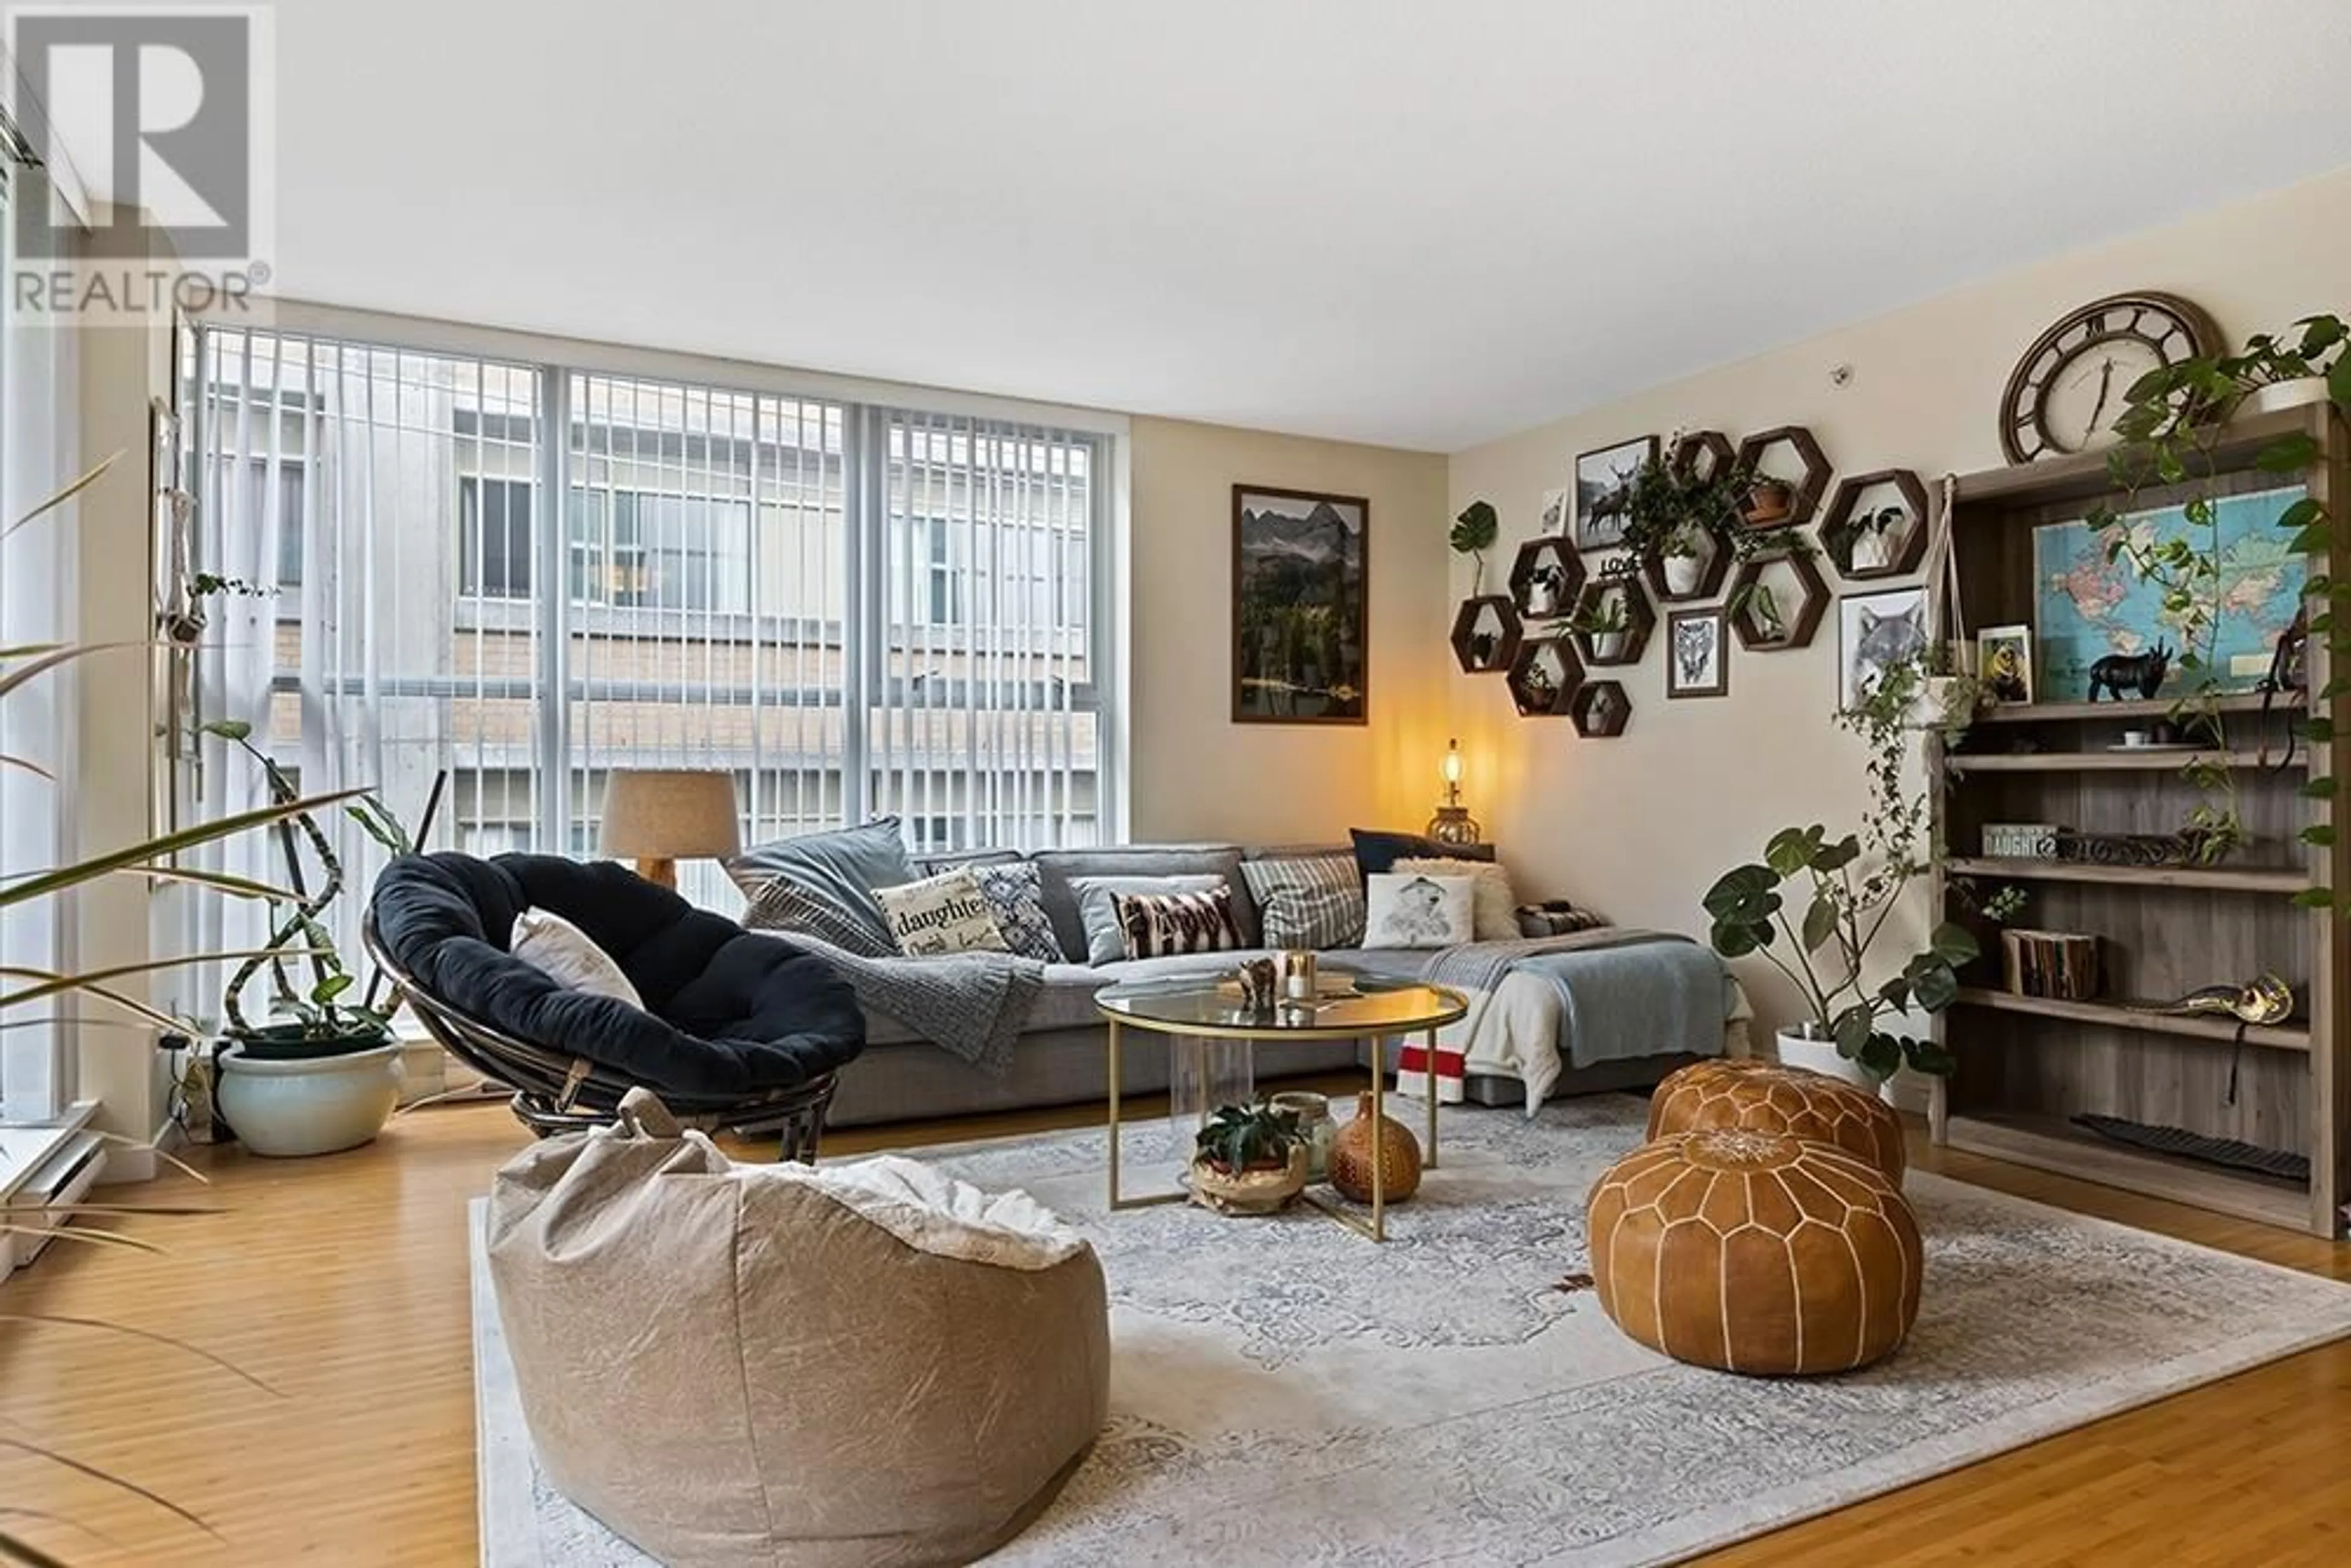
841,405 -> 877,828
535,366 -> 571,849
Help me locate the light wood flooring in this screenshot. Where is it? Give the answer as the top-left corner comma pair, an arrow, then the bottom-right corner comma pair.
4,1086 -> 2349,1566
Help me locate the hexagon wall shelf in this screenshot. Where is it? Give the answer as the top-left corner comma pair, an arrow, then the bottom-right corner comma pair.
1506,634 -> 1584,718
1733,426 -> 1831,533
1640,533 -> 1732,604
1508,535 -> 1586,622
1568,575 -> 1654,667
1669,429 -> 1737,482
1569,679 -> 1632,738
1727,547 -> 1829,652
1450,594 -> 1522,675
1821,468 -> 1931,582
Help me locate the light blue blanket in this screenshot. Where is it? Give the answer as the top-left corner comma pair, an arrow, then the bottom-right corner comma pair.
1510,934 -> 1733,1070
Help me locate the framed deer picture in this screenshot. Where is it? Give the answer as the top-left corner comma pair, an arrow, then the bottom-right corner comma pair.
1573,435 -> 1656,552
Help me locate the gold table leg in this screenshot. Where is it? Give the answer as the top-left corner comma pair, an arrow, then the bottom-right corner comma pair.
1107,1016 -> 1121,1208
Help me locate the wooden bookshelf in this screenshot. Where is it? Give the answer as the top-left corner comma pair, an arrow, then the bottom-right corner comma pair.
1930,405 -> 2350,1239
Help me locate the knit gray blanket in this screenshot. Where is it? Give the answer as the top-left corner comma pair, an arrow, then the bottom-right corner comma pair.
784,937 -> 1044,1078
1408,925 -> 1682,994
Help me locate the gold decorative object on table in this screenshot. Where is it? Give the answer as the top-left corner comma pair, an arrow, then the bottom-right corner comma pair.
1329,1090 -> 1423,1204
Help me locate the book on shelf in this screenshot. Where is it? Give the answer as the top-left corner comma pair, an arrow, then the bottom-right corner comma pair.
2000,929 -> 2101,1001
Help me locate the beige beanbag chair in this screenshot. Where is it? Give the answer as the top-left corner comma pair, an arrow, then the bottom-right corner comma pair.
487,1089 -> 1109,1567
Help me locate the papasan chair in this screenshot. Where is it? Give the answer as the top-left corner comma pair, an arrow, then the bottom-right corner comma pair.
366,852 -> 864,1159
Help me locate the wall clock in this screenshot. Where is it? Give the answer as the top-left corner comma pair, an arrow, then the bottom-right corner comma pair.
1999,291 -> 2220,463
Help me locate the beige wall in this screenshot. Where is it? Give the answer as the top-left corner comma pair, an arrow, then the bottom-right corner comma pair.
1129,416 -> 1449,845
1445,166 -> 2351,1035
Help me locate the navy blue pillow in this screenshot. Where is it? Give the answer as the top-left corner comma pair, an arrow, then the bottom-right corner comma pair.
1349,828 -> 1497,882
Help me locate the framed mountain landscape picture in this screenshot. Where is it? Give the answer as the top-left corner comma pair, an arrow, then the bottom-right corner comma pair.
1232,484 -> 1370,724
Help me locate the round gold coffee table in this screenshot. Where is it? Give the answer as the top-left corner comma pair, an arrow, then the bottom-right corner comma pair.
1095,976 -> 1469,1241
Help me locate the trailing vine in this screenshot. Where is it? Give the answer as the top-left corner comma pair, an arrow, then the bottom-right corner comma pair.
2100,312 -> 2351,910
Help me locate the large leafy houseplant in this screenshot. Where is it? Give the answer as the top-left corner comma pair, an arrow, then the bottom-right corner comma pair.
1450,500 -> 1499,598
2,459 -> 380,1564
2098,312 -> 2351,905
1701,655 -> 1975,1080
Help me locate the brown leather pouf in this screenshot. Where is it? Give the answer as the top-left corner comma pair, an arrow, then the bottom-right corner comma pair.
1588,1128 -> 1922,1375
1646,1057 -> 1907,1184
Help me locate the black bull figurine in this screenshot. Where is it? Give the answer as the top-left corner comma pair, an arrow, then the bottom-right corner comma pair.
2087,641 -> 2173,702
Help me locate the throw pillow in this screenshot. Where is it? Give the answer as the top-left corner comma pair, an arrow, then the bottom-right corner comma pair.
725,817 -> 915,948
966,860 -> 1062,964
1362,872 -> 1475,950
741,877 -> 899,958
873,868 -> 1011,958
1516,899 -> 1610,937
1239,855 -> 1367,948
1111,885 -> 1244,959
1349,828 -> 1498,881
510,907 -> 645,1009
1394,855 -> 1520,942
1068,873 -> 1224,966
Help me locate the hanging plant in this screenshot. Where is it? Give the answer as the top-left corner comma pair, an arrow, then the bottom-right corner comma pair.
2098,312 -> 2350,907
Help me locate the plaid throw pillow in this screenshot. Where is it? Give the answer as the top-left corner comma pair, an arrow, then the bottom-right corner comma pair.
741,877 -> 898,958
1112,885 -> 1243,959
1240,854 -> 1367,948
967,860 -> 1063,964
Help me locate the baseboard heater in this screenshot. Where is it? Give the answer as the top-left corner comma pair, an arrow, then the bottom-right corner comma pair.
2,1130 -> 107,1274
2071,1113 -> 2309,1184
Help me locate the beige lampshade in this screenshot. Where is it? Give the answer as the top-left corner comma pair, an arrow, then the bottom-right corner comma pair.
598,770 -> 743,861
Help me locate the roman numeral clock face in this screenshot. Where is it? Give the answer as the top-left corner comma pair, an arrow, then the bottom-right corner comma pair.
2000,293 -> 2219,463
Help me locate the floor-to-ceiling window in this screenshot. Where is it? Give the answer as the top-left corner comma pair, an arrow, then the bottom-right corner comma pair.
186,324 -> 1114,942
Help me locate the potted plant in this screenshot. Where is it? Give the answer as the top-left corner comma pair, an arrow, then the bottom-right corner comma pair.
1701,653 -> 1974,1089
1189,1103 -> 1308,1214
200,719 -> 414,1157
1741,473 -> 1797,527
1570,589 -> 1630,659
1450,499 -> 1499,598
1525,560 -> 1567,618
1619,436 -> 1802,593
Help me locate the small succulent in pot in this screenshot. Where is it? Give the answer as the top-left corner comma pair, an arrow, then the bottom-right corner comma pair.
1190,1103 -> 1310,1214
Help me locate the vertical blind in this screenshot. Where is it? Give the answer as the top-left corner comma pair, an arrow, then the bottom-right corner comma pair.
187,325 -> 1112,951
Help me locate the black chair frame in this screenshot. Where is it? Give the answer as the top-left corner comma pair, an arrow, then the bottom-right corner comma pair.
363,910 -> 836,1162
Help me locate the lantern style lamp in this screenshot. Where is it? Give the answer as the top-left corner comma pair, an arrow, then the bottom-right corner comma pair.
599,770 -> 743,890
1425,737 -> 1483,847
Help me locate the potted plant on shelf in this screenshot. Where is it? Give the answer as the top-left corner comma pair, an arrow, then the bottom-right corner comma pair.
1741,473 -> 1797,528
1189,1103 -> 1308,1214
1570,590 -> 1630,659
1525,560 -> 1569,618
1701,653 -> 1974,1088
1847,505 -> 1903,572
199,718 -> 414,1157
1619,435 -> 1803,593
1450,499 -> 1499,598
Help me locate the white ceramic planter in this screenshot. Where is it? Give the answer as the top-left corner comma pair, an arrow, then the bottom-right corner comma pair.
1662,552 -> 1704,596
1772,1024 -> 1872,1089
1850,531 -> 1895,571
1592,629 -> 1626,660
216,1041 -> 403,1158
2249,377 -> 2330,416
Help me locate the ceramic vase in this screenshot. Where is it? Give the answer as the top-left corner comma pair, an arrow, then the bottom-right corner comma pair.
215,1040 -> 403,1157
1328,1090 -> 1423,1202
1662,552 -> 1704,596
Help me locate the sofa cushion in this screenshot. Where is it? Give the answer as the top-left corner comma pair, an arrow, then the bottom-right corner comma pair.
1034,844 -> 1250,958
1068,873 -> 1224,964
1110,884 -> 1245,959
741,877 -> 898,958
726,818 -> 915,947
1240,853 -> 1367,948
873,868 -> 1010,957
1395,855 -> 1521,942
1349,827 -> 1497,880
1364,871 -> 1476,948
966,860 -> 1062,963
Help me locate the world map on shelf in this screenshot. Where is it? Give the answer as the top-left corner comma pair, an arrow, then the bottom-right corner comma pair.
2032,484 -> 2307,699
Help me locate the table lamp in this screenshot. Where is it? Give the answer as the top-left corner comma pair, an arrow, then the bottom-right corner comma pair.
1426,737 -> 1482,847
599,770 -> 743,890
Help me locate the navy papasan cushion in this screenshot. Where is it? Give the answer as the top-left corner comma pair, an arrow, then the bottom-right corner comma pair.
370,852 -> 863,1099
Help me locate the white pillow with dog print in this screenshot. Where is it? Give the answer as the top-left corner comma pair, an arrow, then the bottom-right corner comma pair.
1362,872 -> 1475,950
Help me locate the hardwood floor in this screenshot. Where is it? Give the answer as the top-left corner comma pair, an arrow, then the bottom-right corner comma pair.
4,1090 -> 2348,1566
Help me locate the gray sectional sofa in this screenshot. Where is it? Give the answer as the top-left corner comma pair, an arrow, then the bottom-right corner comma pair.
819,840 -> 1621,1129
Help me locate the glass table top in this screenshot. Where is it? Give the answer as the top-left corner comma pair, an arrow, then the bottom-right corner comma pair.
1095,972 -> 1467,1038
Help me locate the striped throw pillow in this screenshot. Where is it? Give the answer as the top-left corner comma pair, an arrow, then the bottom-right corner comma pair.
1111,885 -> 1244,959
1239,854 -> 1367,949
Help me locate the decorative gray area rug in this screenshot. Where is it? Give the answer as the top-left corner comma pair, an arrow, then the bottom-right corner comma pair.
473,1098 -> 2351,1567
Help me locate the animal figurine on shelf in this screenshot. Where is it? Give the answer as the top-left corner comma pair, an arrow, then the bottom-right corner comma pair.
2085,641 -> 2172,702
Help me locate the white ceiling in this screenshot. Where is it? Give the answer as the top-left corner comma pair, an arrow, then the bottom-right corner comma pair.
192,2 -> 2351,448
